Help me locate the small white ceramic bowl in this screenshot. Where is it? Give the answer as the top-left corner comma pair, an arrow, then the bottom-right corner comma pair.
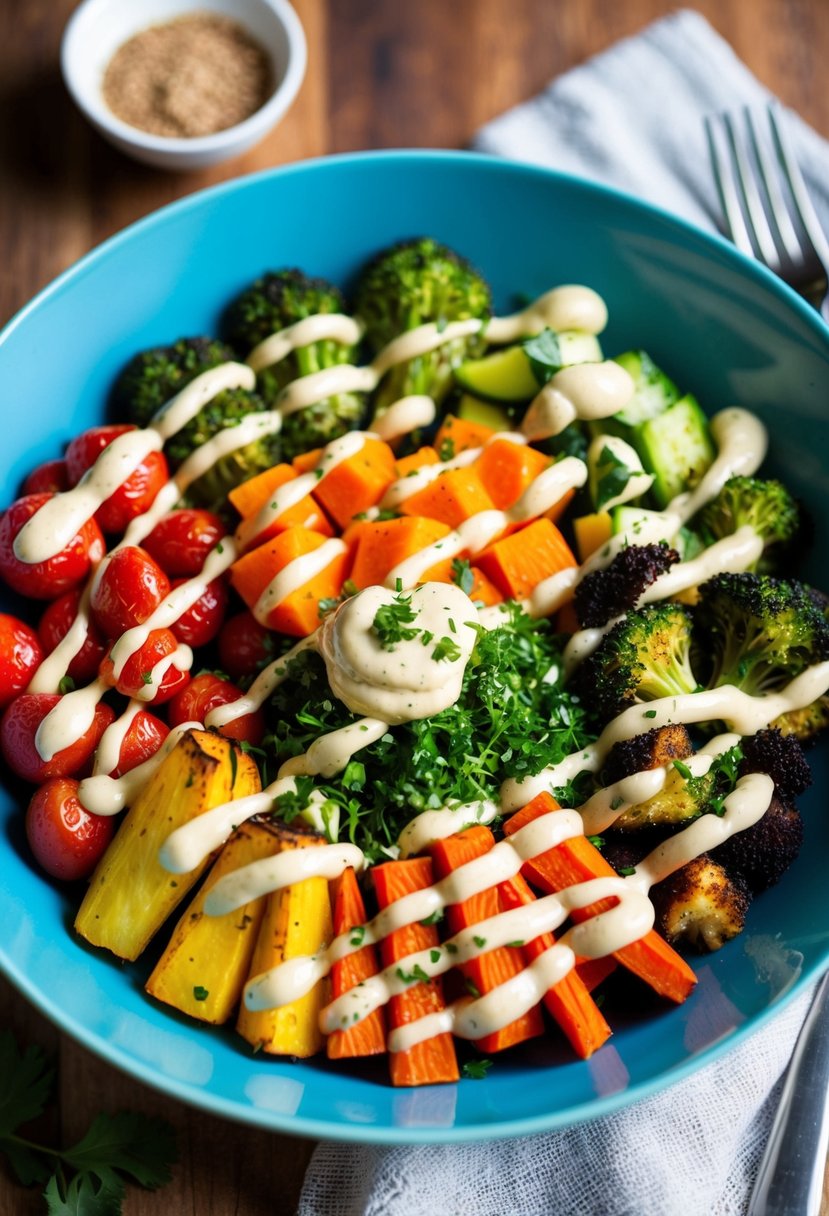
60,0 -> 307,171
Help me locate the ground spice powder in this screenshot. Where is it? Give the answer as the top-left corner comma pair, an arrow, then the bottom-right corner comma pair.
102,12 -> 273,139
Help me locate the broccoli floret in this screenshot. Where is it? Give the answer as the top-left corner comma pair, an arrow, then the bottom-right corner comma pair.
738,728 -> 812,802
614,742 -> 743,832
711,794 -> 803,893
223,269 -> 365,459
575,543 -> 679,629
112,337 -> 236,427
772,698 -> 829,741
573,603 -> 698,719
651,856 -> 751,952
693,574 -> 829,699
355,237 -> 491,416
602,724 -> 693,785
697,476 -> 800,573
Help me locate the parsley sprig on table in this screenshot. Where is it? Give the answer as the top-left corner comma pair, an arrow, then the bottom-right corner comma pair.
0,1031 -> 176,1215
268,603 -> 589,859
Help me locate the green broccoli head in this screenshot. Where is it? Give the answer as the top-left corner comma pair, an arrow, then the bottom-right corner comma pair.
112,337 -> 236,427
223,268 -> 365,459
693,573 -> 829,699
355,237 -> 491,415
162,385 -> 280,515
573,602 -> 699,719
697,476 -> 800,573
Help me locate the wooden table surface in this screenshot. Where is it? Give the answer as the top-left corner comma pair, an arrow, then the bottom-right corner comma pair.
1,1 -> 828,1212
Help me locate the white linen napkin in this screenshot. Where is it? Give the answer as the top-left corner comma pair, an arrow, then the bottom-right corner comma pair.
300,12 -> 829,1215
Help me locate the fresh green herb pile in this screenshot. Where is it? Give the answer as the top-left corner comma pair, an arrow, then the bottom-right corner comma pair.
265,603 -> 590,861
0,1031 -> 176,1215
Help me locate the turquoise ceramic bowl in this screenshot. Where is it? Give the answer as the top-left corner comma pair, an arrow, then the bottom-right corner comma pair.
1,152 -> 828,1144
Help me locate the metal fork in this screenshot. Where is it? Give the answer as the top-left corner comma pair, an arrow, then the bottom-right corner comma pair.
705,102 -> 829,324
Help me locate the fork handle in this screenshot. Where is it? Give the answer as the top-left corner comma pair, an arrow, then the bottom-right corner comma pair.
747,971 -> 829,1216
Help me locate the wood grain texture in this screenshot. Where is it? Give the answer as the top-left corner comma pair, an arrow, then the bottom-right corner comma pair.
0,2 -> 828,1213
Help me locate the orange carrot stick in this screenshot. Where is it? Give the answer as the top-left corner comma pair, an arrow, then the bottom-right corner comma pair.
327,868 -> 386,1059
372,858 -> 459,1086
430,826 -> 544,1054
498,870 -> 612,1058
504,793 -> 697,1004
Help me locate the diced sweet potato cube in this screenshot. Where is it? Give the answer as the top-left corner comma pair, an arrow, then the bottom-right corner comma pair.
400,466 -> 496,528
349,516 -> 451,589
229,463 -> 333,546
230,525 -> 349,635
312,437 -> 397,529
434,414 -> 494,457
475,439 -> 550,510
476,518 -> 577,600
394,447 -> 440,478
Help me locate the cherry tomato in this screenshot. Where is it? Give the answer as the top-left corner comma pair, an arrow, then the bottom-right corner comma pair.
0,493 -> 105,600
0,614 -> 43,708
21,458 -> 69,496
170,576 -> 228,649
26,777 -> 114,881
168,672 -> 265,744
99,627 -> 190,703
38,589 -> 108,684
90,546 -> 171,639
0,692 -> 115,784
108,709 -> 169,777
143,509 -> 227,577
65,425 -> 169,535
218,611 -> 273,681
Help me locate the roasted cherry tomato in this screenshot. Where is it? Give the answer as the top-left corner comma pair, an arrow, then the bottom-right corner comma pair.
21,458 -> 69,496
26,777 -> 114,880
218,610 -> 273,682
108,709 -> 169,777
170,576 -> 228,649
143,509 -> 227,577
168,672 -> 265,744
0,613 -> 43,708
0,493 -> 105,600
38,589 -> 108,684
65,425 -> 169,535
0,692 -> 115,783
99,627 -> 190,704
90,546 -> 171,639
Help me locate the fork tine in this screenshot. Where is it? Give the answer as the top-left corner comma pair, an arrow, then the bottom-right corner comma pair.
723,110 -> 780,268
705,115 -> 754,257
767,103 -> 829,268
744,107 -> 802,265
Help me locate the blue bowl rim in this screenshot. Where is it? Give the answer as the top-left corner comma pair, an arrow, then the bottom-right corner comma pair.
1,147 -> 828,1145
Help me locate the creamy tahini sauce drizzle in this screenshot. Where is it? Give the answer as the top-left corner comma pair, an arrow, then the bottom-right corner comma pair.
521,362 -> 635,439
246,314 -> 364,374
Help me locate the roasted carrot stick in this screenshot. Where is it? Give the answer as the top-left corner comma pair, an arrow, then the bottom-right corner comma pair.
504,793 -> 697,1004
372,858 -> 459,1086
430,826 -> 544,1054
575,955 -> 619,993
327,868 -> 386,1060
498,869 -> 612,1058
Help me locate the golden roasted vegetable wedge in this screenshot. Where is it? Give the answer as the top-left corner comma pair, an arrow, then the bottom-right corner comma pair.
75,729 -> 260,961
145,818 -> 282,1024
237,823 -> 333,1058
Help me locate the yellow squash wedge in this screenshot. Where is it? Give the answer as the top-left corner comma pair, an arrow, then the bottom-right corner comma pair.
145,818 -> 282,1024
237,823 -> 333,1058
75,729 -> 260,961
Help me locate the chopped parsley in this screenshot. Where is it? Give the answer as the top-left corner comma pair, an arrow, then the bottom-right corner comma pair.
396,964 -> 431,985
193,986 -> 209,1001
372,591 -> 421,650
451,557 -> 475,595
522,328 -> 561,384
432,636 -> 462,663
593,444 -> 636,511
462,1058 -> 493,1080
